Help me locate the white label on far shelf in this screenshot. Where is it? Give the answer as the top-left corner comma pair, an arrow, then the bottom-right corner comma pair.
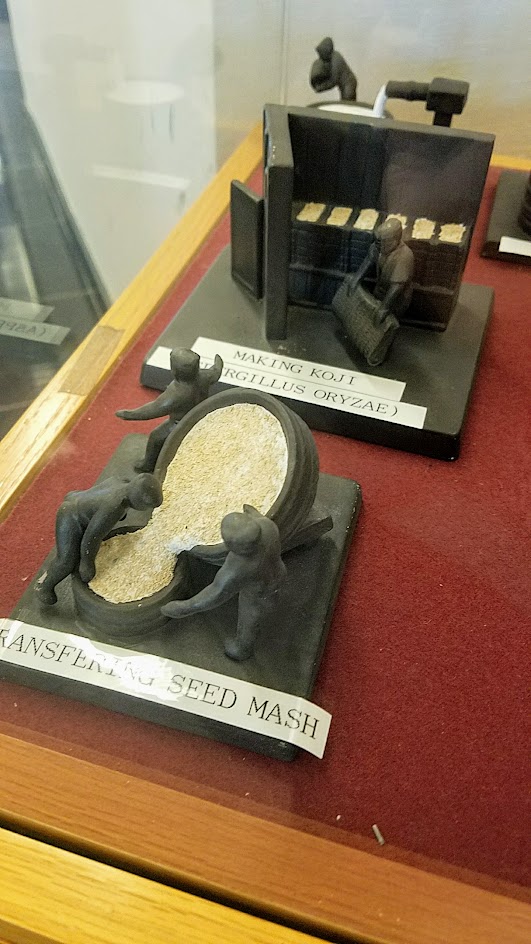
0,297 -> 53,322
499,236 -> 531,258
0,619 -> 331,758
147,340 -> 426,429
0,317 -> 69,344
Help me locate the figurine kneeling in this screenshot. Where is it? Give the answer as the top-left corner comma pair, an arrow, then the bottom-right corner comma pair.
162,506 -> 286,661
332,218 -> 414,366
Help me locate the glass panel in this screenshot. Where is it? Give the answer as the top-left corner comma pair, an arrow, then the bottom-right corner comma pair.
0,0 -> 529,910
283,0 -> 531,157
0,1 -> 285,436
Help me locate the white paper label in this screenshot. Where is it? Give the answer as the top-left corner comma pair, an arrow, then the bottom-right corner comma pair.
0,619 -> 331,758
147,339 -> 426,429
0,318 -> 69,344
499,236 -> 531,258
0,297 -> 53,322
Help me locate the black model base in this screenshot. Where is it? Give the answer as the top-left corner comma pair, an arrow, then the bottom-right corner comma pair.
482,169 -> 531,264
8,435 -> 361,761
141,247 -> 493,460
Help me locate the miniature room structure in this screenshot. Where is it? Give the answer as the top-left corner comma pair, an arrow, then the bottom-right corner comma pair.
231,105 -> 494,337
141,104 -> 495,460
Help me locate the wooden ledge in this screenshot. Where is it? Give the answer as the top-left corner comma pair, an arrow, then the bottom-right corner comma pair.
490,154 -> 531,170
0,826 -> 326,944
0,733 -> 529,944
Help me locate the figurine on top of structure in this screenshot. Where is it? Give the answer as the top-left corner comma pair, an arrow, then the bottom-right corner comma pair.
310,37 -> 357,102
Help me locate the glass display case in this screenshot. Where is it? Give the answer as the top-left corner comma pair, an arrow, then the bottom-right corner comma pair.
0,3 -> 530,941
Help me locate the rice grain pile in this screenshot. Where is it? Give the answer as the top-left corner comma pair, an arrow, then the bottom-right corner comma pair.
89,404 -> 288,604
353,208 -> 379,231
327,206 -> 352,227
412,218 -> 436,240
297,202 -> 325,223
439,222 -> 466,244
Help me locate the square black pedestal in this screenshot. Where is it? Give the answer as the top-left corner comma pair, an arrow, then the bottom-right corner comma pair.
482,169 -> 531,264
141,247 -> 493,460
6,435 -> 361,761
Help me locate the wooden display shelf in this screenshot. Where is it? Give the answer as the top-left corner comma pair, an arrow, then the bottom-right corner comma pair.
0,825 -> 326,944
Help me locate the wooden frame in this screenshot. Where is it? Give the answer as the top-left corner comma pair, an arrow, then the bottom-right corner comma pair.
0,825 -> 327,944
0,134 -> 529,943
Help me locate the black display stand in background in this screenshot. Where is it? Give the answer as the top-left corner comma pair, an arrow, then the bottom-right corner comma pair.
482,169 -> 531,264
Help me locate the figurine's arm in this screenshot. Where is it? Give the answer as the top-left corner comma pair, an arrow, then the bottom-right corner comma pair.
378,255 -> 415,321
116,388 -> 177,422
190,507 -> 263,559
206,354 -> 223,384
312,75 -> 336,93
379,282 -> 404,317
310,56 -> 332,93
198,354 -> 223,393
161,563 -> 245,620
346,243 -> 377,293
78,506 -> 123,582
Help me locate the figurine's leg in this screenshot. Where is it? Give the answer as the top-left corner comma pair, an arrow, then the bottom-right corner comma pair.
37,511 -> 83,605
135,421 -> 173,473
224,591 -> 273,661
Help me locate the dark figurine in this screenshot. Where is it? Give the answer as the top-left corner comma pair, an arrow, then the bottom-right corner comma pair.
36,474 -> 163,605
116,348 -> 223,472
310,37 -> 357,101
354,218 -> 414,318
162,505 -> 287,661
332,218 -> 415,365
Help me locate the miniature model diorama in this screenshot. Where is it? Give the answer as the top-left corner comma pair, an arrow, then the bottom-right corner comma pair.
10,351 -> 361,759
483,169 -> 531,265
141,104 -> 495,460
309,36 -> 469,128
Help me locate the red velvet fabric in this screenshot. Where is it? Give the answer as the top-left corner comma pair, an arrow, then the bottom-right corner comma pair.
1,168 -> 529,891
